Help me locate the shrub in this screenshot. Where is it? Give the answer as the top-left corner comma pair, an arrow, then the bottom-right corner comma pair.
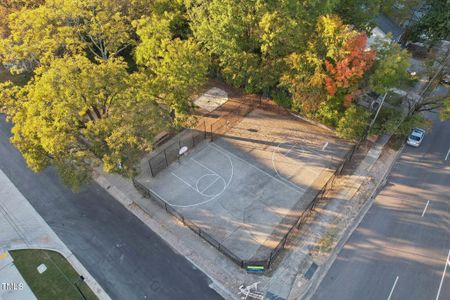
337,105 -> 371,139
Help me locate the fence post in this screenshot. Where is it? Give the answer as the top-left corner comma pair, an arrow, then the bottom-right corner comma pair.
164,150 -> 169,167
203,120 -> 207,139
148,160 -> 154,177
210,124 -> 214,141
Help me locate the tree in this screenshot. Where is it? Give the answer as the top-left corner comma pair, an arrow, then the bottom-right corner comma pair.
368,38 -> 411,94
186,0 -> 340,92
410,0 -> 449,44
324,33 -> 376,107
0,56 -> 170,190
382,0 -> 423,25
282,15 -> 375,113
0,0 -> 149,71
334,0 -> 382,32
441,97 -> 450,120
69,0 -> 135,60
133,13 -> 209,117
406,94 -> 450,116
337,105 -> 371,139
0,4 -> 83,72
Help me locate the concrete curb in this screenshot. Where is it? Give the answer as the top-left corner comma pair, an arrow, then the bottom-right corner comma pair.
0,169 -> 110,300
94,175 -> 239,300
302,142 -> 405,300
7,246 -> 111,300
65,252 -> 111,300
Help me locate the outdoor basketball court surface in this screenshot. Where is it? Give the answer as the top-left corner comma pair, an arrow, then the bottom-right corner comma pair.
136,109 -> 352,262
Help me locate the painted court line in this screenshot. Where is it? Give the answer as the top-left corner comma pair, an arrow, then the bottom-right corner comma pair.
166,148 -> 234,208
171,172 -> 199,194
445,148 -> 450,161
271,147 -> 308,192
387,276 -> 399,300
322,142 -> 329,151
435,249 -> 450,300
421,200 -> 430,217
200,176 -> 220,193
191,157 -> 220,178
210,143 -> 303,194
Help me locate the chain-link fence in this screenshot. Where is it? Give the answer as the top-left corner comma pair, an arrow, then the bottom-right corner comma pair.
131,178 -> 245,267
136,149 -> 351,271
263,150 -> 351,269
148,96 -> 290,177
148,122 -> 207,177
140,96 -> 350,271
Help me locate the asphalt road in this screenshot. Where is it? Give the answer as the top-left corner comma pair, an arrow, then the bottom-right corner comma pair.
0,115 -> 222,300
312,88 -> 450,300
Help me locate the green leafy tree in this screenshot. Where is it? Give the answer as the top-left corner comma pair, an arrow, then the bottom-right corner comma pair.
382,0 -> 423,24
0,56 -> 169,190
70,0 -> 135,60
336,105 -> 371,139
334,0 -> 382,32
133,13 -> 209,117
410,0 -> 449,44
186,0 -> 339,92
0,0 -> 151,71
0,5 -> 82,72
440,97 -> 450,120
368,38 -> 411,94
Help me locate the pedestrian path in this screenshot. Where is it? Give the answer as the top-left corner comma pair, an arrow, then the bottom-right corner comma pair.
0,169 -> 110,300
0,251 -> 36,300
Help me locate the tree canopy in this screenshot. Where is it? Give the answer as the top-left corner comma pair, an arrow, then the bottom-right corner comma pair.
369,38 -> 411,94
0,0 -> 431,188
410,0 -> 450,44
1,56 -> 170,189
0,0 -> 208,189
282,15 -> 375,113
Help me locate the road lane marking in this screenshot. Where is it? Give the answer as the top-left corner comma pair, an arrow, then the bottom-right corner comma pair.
436,249 -> 450,300
445,148 -> 450,161
387,276 -> 399,300
421,200 -> 430,217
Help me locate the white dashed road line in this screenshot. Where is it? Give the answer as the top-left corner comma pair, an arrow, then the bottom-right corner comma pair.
421,200 -> 430,217
387,276 -> 399,300
436,249 -> 450,300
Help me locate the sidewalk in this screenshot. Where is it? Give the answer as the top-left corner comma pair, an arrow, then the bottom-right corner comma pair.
0,251 -> 36,300
0,169 -> 110,300
94,132 -> 401,300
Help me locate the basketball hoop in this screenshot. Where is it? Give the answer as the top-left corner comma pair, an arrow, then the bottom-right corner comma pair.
179,146 -> 188,156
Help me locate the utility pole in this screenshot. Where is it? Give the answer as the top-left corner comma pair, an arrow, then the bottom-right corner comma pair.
368,92 -> 388,132
409,51 -> 449,116
340,46 -> 448,174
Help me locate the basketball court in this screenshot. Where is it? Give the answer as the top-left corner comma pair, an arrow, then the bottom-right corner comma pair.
135,109 -> 352,261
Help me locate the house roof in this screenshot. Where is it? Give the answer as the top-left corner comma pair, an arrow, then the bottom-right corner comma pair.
374,14 -> 405,41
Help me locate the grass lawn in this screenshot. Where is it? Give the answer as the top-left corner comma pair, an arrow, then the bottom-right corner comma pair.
10,249 -> 97,300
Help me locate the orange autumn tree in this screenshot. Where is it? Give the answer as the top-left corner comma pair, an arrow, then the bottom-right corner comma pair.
283,15 -> 375,113
283,15 -> 376,139
324,33 -> 376,107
